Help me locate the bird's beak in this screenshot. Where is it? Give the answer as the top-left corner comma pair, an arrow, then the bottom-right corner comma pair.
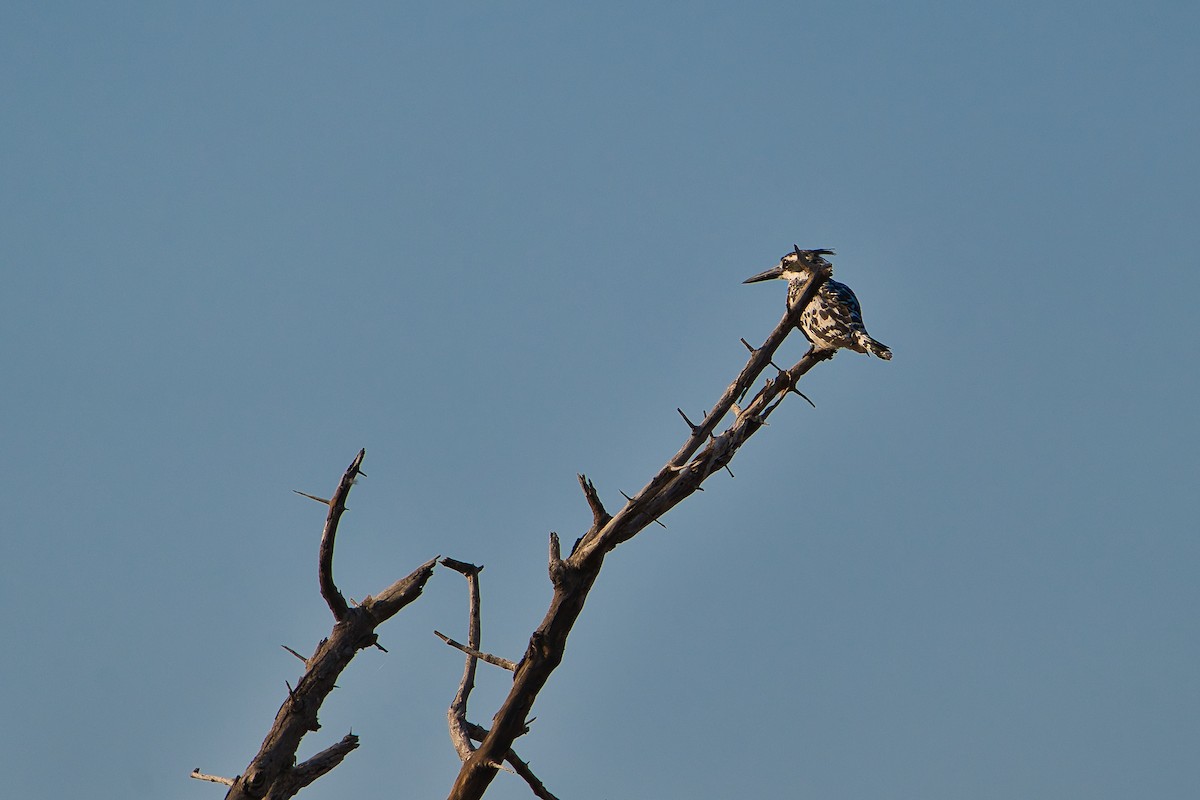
742,265 -> 784,284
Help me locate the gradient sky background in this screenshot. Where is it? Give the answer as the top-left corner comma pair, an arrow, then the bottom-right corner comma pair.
3,2 -> 1198,799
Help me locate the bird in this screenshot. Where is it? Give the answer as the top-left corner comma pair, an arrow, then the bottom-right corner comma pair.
743,246 -> 892,360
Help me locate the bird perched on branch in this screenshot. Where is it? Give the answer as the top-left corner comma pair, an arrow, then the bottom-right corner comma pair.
743,246 -> 892,360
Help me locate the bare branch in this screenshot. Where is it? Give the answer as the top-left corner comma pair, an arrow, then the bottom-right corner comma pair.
443,558 -> 486,761
218,451 -> 438,800
448,259 -> 837,800
500,749 -> 560,800
190,769 -> 234,786
364,557 -> 440,620
459,721 -> 561,800
317,449 -> 365,621
548,532 -> 566,586
281,645 -> 307,664
211,250 -> 859,800
280,734 -> 360,796
577,474 -> 610,529
435,630 -> 518,671
661,264 -> 825,470
440,557 -> 482,577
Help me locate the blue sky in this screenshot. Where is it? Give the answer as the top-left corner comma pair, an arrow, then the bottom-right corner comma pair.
2,2 -> 1197,798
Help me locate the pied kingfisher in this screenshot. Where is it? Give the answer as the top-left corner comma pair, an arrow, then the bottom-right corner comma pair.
743,246 -> 892,360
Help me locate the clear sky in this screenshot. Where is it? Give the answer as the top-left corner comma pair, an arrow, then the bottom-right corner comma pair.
3,2 -> 1197,798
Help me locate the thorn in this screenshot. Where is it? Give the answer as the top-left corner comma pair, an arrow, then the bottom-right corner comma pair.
739,337 -> 757,353
790,387 -> 817,408
619,490 -> 634,502
285,680 -> 297,701
676,407 -> 700,433
294,490 -> 331,505
373,641 -> 389,653
723,465 -> 735,478
776,368 -> 817,408
282,645 -> 307,663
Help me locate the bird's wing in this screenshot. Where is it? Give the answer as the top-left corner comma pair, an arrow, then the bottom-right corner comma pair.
818,280 -> 866,330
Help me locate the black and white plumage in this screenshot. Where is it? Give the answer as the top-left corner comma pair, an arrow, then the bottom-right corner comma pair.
744,246 -> 892,360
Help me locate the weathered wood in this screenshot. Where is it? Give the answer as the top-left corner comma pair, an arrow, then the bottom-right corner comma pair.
219,451 -> 438,800
440,559 -> 561,799
442,558 -> 485,761
204,254 -> 854,800
447,259 -> 834,800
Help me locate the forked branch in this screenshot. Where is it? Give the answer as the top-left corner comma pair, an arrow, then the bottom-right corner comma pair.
214,450 -> 437,800
447,262 -> 833,800
440,558 -> 559,799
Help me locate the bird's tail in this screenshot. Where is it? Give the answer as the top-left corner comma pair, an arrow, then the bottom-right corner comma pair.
861,334 -> 892,360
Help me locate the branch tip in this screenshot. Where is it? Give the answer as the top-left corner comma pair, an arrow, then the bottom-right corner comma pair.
790,386 -> 817,407
282,644 -> 307,663
190,769 -> 235,786
676,407 -> 700,433
441,557 -> 483,577
436,630 -> 518,671
578,474 -> 611,527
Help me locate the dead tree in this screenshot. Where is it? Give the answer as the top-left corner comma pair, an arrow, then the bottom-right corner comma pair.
193,450 -> 438,800
196,254 -> 866,799
442,256 -> 835,800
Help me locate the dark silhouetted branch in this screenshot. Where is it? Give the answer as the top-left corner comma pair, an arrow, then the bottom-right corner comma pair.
216,450 -> 438,800
317,450 -> 363,621
578,475 -> 610,530
461,721 -> 561,800
446,257 -> 836,800
274,734 -> 360,797
439,558 -> 563,799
